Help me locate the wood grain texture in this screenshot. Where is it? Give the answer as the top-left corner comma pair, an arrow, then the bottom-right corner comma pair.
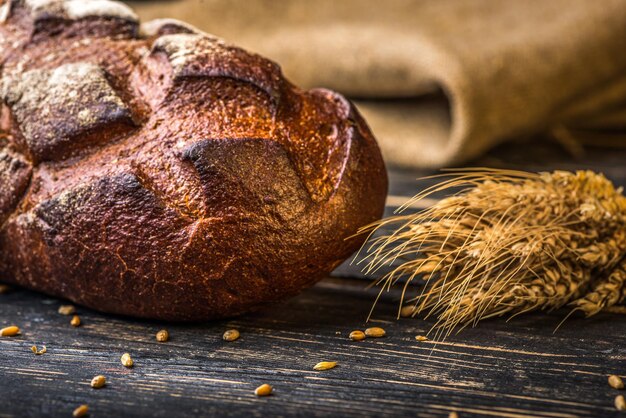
2,277 -> 626,418
1,138 -> 626,417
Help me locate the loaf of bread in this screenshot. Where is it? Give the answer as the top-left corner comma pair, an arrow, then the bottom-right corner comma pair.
0,0 -> 387,320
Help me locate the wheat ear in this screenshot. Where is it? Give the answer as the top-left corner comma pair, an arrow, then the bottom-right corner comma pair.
359,169 -> 626,339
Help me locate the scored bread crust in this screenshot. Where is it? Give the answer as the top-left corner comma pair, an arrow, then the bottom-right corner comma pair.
0,0 -> 387,320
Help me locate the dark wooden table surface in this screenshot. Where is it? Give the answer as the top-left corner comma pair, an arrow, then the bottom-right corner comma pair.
2,138 -> 626,418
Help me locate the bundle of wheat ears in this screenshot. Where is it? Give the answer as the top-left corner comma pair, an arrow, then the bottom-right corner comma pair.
359,169 -> 626,340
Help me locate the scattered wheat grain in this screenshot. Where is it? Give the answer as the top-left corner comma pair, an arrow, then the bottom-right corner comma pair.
313,361 -> 337,371
610,375 -> 625,390
58,305 -> 76,315
254,383 -> 273,396
349,330 -> 365,341
70,315 -> 81,327
223,329 -> 240,342
156,329 -> 169,342
31,345 -> 46,355
400,305 -> 415,318
121,353 -> 133,368
91,375 -> 106,389
73,404 -> 88,418
364,327 -> 386,338
0,325 -> 20,336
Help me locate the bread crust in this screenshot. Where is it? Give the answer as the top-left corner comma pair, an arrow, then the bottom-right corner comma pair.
0,0 -> 387,320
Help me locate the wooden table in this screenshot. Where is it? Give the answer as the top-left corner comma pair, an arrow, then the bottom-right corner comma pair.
1,139 -> 626,417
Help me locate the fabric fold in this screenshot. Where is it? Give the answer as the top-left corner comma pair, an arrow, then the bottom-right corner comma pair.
129,0 -> 626,168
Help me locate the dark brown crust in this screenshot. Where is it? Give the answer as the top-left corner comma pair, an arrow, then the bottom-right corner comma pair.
0,0 -> 387,320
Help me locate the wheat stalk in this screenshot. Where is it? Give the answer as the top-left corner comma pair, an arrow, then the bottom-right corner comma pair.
358,169 -> 626,339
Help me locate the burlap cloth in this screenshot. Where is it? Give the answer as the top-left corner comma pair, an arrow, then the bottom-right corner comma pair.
128,0 -> 626,168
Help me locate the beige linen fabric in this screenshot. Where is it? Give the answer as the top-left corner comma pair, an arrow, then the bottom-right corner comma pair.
129,0 -> 626,168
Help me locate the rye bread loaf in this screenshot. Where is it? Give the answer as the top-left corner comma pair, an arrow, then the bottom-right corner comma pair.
0,0 -> 387,320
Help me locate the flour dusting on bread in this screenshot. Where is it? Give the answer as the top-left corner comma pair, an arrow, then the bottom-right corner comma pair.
22,0 -> 137,21
140,18 -> 200,38
152,34 -> 224,76
64,0 -> 137,21
2,62 -> 131,160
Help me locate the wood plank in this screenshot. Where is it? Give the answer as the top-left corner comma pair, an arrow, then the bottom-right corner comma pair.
1,276 -> 625,417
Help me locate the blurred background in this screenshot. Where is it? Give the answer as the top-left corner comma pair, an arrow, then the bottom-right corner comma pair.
127,0 -> 626,174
